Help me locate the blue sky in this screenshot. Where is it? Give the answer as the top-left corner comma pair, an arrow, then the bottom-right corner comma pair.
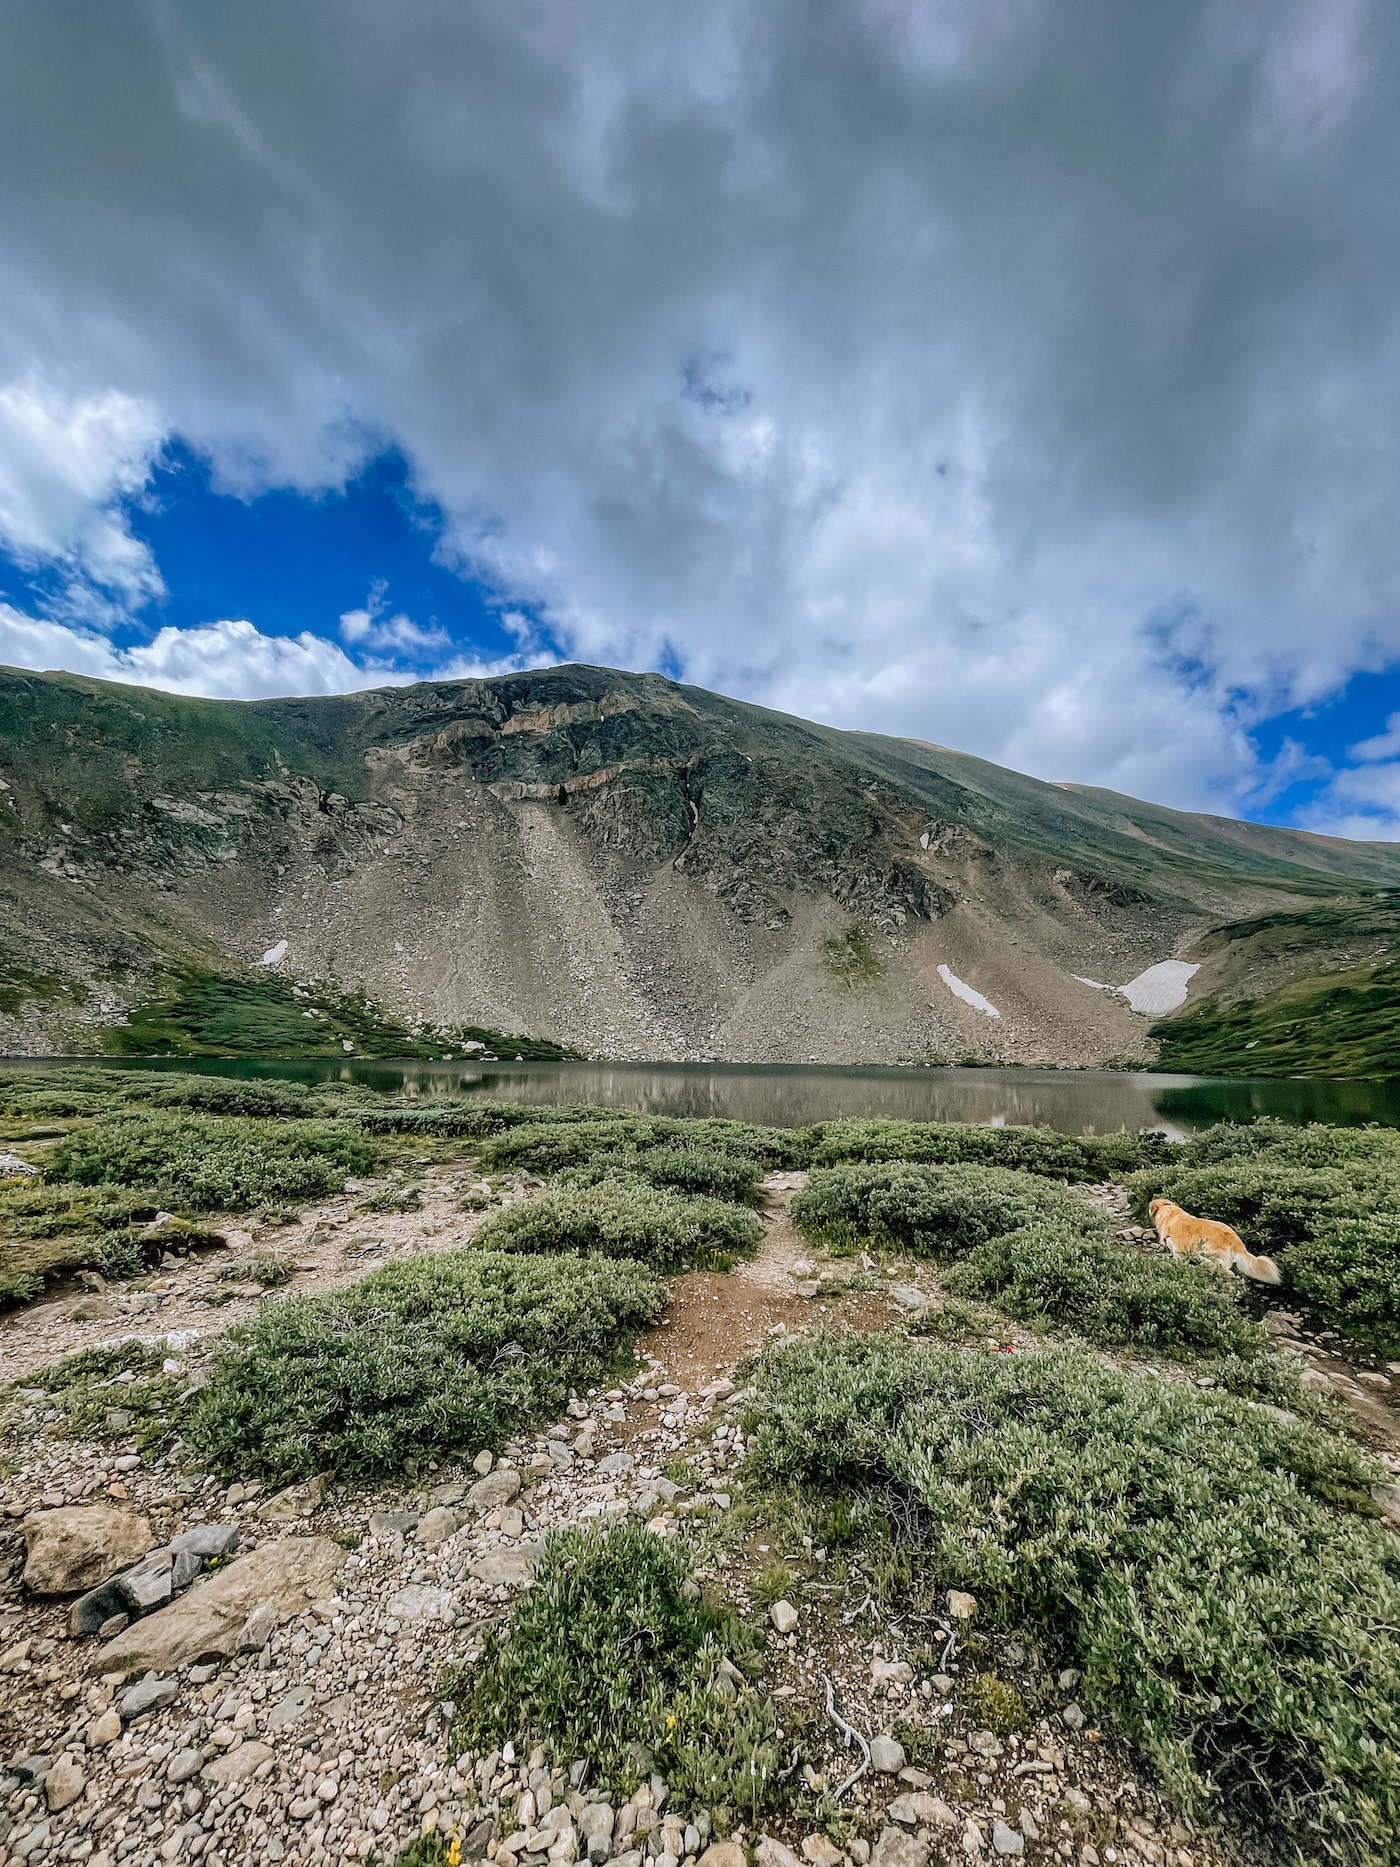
2,2 -> 1400,838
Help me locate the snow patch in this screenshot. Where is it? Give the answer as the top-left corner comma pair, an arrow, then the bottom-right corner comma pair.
1072,975 -> 1109,989
259,938 -> 288,966
1119,960 -> 1199,1015
938,963 -> 1001,1018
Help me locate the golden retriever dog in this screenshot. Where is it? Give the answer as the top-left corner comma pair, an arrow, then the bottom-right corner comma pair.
1148,1197 -> 1282,1285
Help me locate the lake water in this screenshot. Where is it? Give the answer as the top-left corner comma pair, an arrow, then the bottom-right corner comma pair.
88,1057 -> 1400,1135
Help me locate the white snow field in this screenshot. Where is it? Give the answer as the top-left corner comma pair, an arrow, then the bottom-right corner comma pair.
938,963 -> 1002,1018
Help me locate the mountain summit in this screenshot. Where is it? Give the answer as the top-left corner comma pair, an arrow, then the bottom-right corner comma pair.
3,662 -> 1398,1070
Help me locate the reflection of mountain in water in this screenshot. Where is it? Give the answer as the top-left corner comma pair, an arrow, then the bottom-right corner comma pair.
90,1057 -> 1400,1134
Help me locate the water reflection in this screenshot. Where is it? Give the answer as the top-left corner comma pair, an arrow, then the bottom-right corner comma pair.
85,1057 -> 1400,1135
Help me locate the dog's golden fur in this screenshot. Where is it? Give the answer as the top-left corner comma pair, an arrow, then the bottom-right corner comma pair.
1148,1197 -> 1282,1285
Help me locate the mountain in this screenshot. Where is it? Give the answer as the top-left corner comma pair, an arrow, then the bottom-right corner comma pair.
3,660 -> 1400,1072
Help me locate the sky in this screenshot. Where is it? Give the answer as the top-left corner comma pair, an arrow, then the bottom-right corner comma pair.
1,3 -> 1400,836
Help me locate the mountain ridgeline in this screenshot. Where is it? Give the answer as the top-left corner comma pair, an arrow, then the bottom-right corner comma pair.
3,662 -> 1400,1073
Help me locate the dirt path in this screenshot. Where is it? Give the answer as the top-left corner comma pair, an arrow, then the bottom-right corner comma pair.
643,1172 -> 901,1390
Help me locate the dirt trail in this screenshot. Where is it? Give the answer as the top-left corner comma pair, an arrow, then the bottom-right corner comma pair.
641,1173 -> 900,1391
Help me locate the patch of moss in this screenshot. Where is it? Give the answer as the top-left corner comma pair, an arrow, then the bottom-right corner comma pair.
820,924 -> 885,993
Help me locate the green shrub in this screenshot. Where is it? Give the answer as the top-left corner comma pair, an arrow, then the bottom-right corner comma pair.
945,1222 -> 1264,1360
133,1076 -> 321,1118
474,1176 -> 764,1271
217,1253 -> 295,1287
186,1249 -> 665,1479
811,1119 -> 1173,1180
749,1331 -> 1399,1864
482,1119 -> 659,1172
453,1519 -> 780,1813
1128,1141 -> 1400,1353
1177,1120 -> 1400,1171
47,1112 -> 381,1212
561,1144 -> 762,1205
793,1162 -> 1098,1257
358,1100 -> 620,1139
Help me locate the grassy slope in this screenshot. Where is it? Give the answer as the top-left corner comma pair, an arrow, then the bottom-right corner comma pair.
1153,897 -> 1400,1078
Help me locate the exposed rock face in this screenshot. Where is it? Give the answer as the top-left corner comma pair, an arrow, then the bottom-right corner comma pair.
4,661 -> 1399,1066
21,1506 -> 154,1596
95,1537 -> 347,1675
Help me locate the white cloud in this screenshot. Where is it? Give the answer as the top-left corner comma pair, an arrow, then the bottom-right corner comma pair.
0,606 -> 393,700
0,603 -> 549,701
0,381 -> 166,608
1,4 -> 1399,812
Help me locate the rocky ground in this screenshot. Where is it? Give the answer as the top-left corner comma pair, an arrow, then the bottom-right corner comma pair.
0,1173 -> 1394,1867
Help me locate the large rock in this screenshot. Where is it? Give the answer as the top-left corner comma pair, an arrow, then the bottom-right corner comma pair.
870,1829 -> 928,1867
96,1537 -> 346,1675
469,1544 -> 542,1590
467,1468 -> 522,1511
202,1740 -> 273,1787
22,1506 -> 154,1596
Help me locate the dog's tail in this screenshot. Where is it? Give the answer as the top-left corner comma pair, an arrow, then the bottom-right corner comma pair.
1236,1249 -> 1282,1286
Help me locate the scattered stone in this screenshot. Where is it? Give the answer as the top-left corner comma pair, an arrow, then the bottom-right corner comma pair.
386,1583 -> 457,1622
370,1509 -> 420,1536
21,1505 -> 154,1595
473,1449 -> 495,1475
202,1740 -> 273,1787
597,1451 -> 635,1477
469,1544 -> 542,1589
88,1709 -> 122,1747
170,1523 -> 240,1559
417,1505 -> 459,1546
69,1577 -> 130,1637
991,1820 -> 1024,1858
98,1536 -> 346,1674
167,1748 -> 204,1783
43,1757 -> 85,1811
499,1506 -> 525,1539
239,1602 -> 278,1650
870,1826 -> 928,1867
698,1845 -> 747,1867
1061,1701 -> 1086,1732
115,1549 -> 174,1611
769,1599 -> 799,1635
756,1838 -> 803,1867
170,1548 -> 203,1589
802,1838 -> 844,1867
946,1588 -> 977,1620
258,1473 -> 329,1521
120,1674 -> 177,1719
869,1735 -> 906,1775
888,1794 -> 955,1829
467,1468 -> 522,1510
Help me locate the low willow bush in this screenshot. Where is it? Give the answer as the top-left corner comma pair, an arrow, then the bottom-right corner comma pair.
358,1100 -> 620,1140
1129,1137 -> 1400,1354
187,1250 -> 665,1478
560,1144 -> 762,1205
945,1221 -> 1265,1360
749,1331 -> 1400,1866
131,1075 -> 325,1118
452,1519 -> 780,1817
1176,1119 -> 1400,1171
793,1161 -> 1100,1257
47,1112 -> 381,1212
811,1118 -> 1174,1179
474,1175 -> 764,1270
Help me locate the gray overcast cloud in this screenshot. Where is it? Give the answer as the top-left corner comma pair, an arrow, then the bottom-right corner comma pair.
1,0 -> 1398,821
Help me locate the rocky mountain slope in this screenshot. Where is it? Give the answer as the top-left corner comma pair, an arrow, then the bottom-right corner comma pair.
3,661 -> 1399,1068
